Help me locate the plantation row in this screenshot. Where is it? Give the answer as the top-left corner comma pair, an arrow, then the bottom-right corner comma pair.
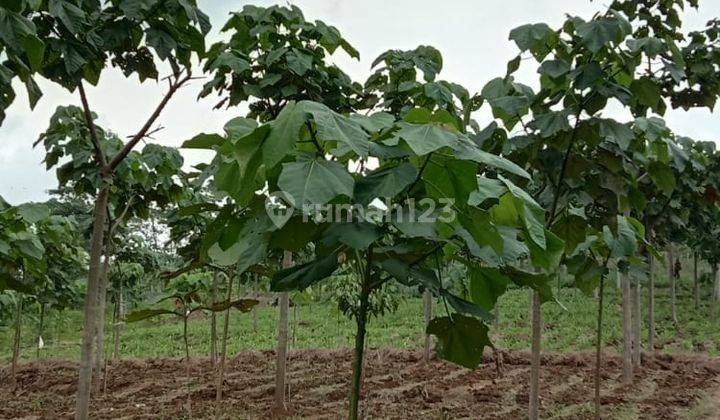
2,0 -> 720,419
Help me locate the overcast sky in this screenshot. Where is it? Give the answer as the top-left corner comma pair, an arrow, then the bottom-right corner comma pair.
2,0 -> 720,205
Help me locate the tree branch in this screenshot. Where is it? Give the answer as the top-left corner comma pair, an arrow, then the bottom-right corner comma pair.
104,71 -> 192,175
78,82 -> 107,169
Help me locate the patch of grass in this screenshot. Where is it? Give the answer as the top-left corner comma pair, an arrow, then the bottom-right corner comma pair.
1,273 -> 718,362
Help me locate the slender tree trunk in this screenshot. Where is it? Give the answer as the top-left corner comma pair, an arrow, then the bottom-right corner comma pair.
75,186 -> 109,419
215,272 -> 234,418
668,245 -> 677,324
529,290 -> 541,420
349,250 -> 372,420
713,264 -> 720,319
113,282 -> 123,359
621,269 -> 633,383
93,245 -> 111,394
12,294 -> 23,386
252,273 -> 259,332
631,275 -> 641,367
423,289 -> 432,361
37,302 -> 45,358
594,273 -> 606,419
274,252 -> 292,411
648,248 -> 655,351
693,253 -> 700,311
292,300 -> 298,347
183,310 -> 192,417
210,271 -> 218,368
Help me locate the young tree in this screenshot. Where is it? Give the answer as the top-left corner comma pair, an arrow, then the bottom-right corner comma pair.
0,2 -> 209,416
196,5 -> 364,411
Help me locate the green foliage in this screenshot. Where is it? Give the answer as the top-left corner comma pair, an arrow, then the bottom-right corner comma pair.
0,0 -> 209,123
200,5 -> 361,119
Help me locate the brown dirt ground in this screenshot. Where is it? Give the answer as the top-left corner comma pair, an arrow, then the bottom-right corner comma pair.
1,349 -> 719,419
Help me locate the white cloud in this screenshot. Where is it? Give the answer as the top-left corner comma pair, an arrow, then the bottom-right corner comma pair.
1,0 -> 719,204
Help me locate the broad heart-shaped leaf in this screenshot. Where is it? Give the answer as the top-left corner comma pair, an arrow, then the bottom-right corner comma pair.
354,162 -> 418,205
271,252 -> 339,292
322,221 -> 382,249
605,215 -> 640,258
648,161 -> 676,195
576,18 -> 621,52
427,314 -> 491,369
422,154 -> 477,205
301,101 -> 370,158
23,34 -> 45,71
452,136 -> 530,179
468,177 -> 506,206
488,96 -> 529,120
538,59 -> 570,79
395,122 -> 457,156
277,155 -> 354,207
125,308 -> 177,322
530,111 -> 571,138
566,254 -> 607,296
182,133 -> 224,149
597,119 -> 634,150
527,229 -> 564,271
207,209 -> 274,271
509,23 -> 556,59
468,265 -> 510,311
49,0 -> 86,34
502,267 -> 554,303
630,77 -> 662,110
264,101 -> 309,170
214,126 -> 270,205
458,207 -> 504,255
498,176 -> 546,249
442,291 -> 494,322
16,203 -> 50,223
269,216 -> 319,252
224,117 -> 259,139
551,212 -> 588,254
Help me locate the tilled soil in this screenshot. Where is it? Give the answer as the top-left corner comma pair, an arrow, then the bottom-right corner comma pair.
1,349 -> 719,419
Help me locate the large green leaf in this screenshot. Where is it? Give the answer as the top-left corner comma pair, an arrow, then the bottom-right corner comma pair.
49,0 -> 86,34
530,111 -> 571,138
271,252 -> 339,291
452,137 -> 530,179
597,119 -> 634,150
354,162 -> 417,205
427,315 -> 491,369
503,267 -> 554,303
395,122 -> 457,156
442,291 -> 494,322
576,19 -> 620,52
468,265 -> 509,311
17,203 -> 50,223
277,155 -> 354,207
648,161 -> 676,195
527,229 -> 564,271
214,126 -> 269,205
125,308 -> 177,322
630,77 -> 662,110
207,210 -> 274,271
264,101 -> 308,169
509,23 -> 556,59
181,133 -> 224,149
322,221 -> 382,249
303,102 -> 370,157
498,176 -> 546,249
